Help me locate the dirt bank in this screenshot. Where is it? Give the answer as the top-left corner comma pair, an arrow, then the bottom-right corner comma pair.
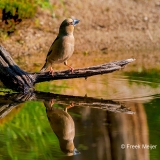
0,0 -> 160,67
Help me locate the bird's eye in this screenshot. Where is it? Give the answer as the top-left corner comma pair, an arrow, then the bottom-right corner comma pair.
69,22 -> 73,25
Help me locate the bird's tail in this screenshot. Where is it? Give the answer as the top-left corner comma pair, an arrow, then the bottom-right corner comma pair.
40,62 -> 48,72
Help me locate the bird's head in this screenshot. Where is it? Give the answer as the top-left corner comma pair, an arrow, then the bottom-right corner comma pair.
59,18 -> 80,35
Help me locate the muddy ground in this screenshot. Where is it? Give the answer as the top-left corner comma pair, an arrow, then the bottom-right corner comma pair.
0,0 -> 160,71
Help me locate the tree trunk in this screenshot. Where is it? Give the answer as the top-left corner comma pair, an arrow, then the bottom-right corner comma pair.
0,45 -> 135,93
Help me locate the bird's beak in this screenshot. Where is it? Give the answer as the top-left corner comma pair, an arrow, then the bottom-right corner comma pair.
73,19 -> 80,26
73,148 -> 81,155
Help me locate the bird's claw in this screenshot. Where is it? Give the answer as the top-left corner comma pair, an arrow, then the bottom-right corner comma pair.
50,99 -> 54,108
49,67 -> 54,76
65,103 -> 74,112
70,67 -> 74,73
67,103 -> 74,109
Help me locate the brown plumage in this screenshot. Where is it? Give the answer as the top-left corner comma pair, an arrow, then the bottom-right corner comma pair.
44,100 -> 80,156
40,18 -> 80,75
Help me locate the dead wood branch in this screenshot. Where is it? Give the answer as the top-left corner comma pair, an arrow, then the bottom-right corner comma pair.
0,45 -> 135,93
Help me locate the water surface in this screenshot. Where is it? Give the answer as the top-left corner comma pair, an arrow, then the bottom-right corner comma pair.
0,71 -> 160,160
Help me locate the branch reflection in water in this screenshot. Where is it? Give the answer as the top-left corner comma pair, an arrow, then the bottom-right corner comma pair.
0,91 -> 149,159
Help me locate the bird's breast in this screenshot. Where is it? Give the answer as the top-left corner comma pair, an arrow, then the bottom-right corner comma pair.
47,35 -> 74,64
62,41 -> 74,57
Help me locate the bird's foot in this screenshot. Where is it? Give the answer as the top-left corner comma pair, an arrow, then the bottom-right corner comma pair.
67,66 -> 74,73
64,63 -> 74,73
70,67 -> 74,73
49,67 -> 54,76
65,103 -> 74,112
50,99 -> 54,108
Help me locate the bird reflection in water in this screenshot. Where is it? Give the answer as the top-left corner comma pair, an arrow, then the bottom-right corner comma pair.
44,100 -> 80,156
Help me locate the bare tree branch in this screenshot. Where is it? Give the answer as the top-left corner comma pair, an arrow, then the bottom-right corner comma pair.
0,45 -> 135,93
34,58 -> 135,83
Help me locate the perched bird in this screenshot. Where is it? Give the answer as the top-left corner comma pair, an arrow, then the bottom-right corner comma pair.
44,100 -> 80,156
40,18 -> 80,75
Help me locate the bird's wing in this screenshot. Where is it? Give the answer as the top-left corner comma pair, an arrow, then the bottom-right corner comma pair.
46,36 -> 60,57
40,36 -> 59,71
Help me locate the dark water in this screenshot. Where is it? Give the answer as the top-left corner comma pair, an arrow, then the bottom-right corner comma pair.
0,72 -> 160,160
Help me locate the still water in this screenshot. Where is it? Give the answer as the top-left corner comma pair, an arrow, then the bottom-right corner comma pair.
0,71 -> 160,160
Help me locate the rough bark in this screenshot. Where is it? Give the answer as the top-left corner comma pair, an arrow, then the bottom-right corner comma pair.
0,45 -> 34,93
0,45 -> 135,93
